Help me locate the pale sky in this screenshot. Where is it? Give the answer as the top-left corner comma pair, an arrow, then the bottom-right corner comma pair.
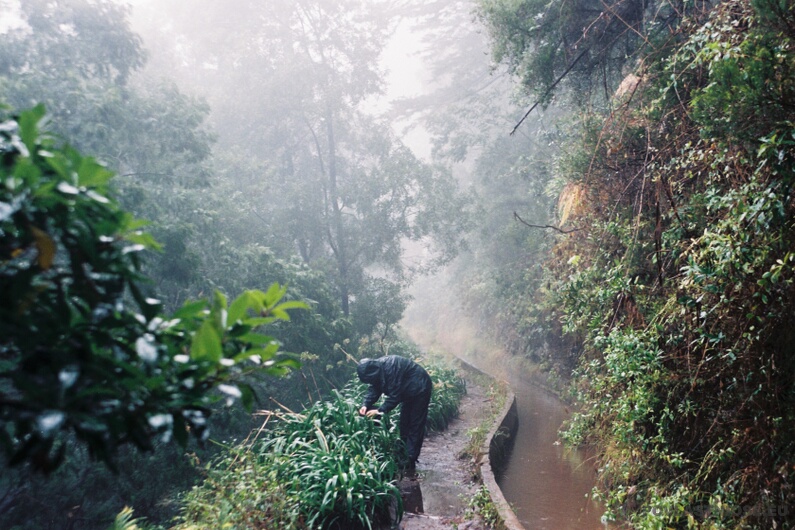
0,0 -> 24,34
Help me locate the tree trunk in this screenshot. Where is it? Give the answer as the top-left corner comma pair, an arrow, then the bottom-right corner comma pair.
325,102 -> 350,315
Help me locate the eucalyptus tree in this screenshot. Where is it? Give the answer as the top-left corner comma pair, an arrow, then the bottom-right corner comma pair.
252,0 -> 469,317
267,0 -> 469,316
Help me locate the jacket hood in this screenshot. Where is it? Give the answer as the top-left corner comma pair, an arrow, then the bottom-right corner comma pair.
356,358 -> 381,384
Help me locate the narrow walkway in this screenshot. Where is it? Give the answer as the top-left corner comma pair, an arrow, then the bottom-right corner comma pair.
397,376 -> 493,530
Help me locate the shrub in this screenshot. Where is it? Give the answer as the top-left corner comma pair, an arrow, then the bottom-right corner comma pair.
175,356 -> 466,529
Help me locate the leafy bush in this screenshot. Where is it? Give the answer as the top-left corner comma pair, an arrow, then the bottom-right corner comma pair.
175,357 -> 466,529
0,106 -> 304,471
549,1 -> 795,527
424,362 -> 467,432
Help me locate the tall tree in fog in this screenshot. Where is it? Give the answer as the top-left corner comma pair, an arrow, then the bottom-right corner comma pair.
388,0 -> 567,358
141,0 -> 470,317
0,0 -> 213,182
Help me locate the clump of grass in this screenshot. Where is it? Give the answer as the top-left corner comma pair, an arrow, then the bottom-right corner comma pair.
253,386 -> 401,529
459,377 -> 509,530
175,383 -> 398,529
424,361 -> 467,432
465,485 -> 505,529
460,379 -> 508,461
174,357 -> 466,529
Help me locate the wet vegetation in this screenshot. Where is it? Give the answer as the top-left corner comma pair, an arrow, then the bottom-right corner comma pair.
175,361 -> 465,529
464,0 -> 795,528
0,106 -> 303,526
3,0 -> 795,528
0,0 -> 471,528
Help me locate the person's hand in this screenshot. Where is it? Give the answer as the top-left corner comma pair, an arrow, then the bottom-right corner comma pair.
358,406 -> 367,416
365,409 -> 381,418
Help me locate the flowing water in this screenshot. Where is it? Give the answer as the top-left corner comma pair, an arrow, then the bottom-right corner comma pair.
454,351 -> 606,529
495,376 -> 606,529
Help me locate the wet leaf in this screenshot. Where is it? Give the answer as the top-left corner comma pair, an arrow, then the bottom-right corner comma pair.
191,320 -> 222,362
77,157 -> 113,187
18,104 -> 45,155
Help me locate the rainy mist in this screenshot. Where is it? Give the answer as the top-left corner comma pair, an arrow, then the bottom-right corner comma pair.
6,0 -> 790,528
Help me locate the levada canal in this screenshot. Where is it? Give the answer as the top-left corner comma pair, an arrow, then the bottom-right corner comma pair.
465,355 -> 608,529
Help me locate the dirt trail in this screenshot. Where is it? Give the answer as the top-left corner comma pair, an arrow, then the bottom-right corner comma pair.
396,376 -> 494,530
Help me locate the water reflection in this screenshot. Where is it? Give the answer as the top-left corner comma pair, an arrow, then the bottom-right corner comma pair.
497,379 -> 606,529
455,352 -> 608,529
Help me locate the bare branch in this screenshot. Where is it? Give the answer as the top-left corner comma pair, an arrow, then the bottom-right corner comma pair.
510,47 -> 589,136
513,211 -> 581,234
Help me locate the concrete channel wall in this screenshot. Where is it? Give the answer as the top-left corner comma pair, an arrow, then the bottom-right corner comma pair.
454,359 -> 526,530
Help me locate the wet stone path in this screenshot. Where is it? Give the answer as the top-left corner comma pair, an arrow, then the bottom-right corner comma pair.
395,376 -> 493,530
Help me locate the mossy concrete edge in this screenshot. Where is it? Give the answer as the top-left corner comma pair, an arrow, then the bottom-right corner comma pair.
454,358 -> 525,530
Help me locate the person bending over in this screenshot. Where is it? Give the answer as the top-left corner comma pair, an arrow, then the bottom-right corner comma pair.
356,356 -> 433,470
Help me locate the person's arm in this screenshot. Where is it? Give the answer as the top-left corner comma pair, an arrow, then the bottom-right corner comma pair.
362,385 -> 382,411
378,395 -> 401,414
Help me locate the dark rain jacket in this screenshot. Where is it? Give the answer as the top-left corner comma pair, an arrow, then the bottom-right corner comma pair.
357,356 -> 432,414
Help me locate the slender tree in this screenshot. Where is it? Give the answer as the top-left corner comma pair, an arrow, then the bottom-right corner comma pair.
139,0 -> 471,316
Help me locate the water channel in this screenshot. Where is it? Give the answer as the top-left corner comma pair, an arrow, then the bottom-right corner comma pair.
462,355 -> 607,529
496,377 -> 606,529
402,292 -> 609,529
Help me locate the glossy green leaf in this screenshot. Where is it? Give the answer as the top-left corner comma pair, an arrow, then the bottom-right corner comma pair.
77,156 -> 114,188
228,290 -> 261,324
173,300 -> 208,320
18,104 -> 46,156
190,320 -> 223,362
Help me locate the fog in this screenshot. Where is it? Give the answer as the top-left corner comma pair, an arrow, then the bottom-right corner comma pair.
0,1 -> 560,526
8,2 -> 787,529
1,0 -> 558,408
121,0 -> 540,341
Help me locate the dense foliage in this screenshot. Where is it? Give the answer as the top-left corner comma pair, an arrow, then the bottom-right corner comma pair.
0,2 -> 474,527
0,106 -> 305,472
174,358 -> 466,530
475,0 -> 795,527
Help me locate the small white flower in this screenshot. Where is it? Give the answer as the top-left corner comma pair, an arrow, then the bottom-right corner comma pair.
37,411 -> 65,434
148,413 -> 172,429
218,384 -> 242,399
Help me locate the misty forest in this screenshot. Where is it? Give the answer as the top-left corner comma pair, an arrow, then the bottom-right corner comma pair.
2,0 -> 795,528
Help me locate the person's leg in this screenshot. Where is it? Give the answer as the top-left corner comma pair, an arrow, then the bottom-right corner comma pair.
404,386 -> 432,465
398,402 -> 411,465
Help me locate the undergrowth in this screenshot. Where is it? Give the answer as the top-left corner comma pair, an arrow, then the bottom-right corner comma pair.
170,356 -> 466,529
551,1 -> 795,528
460,377 -> 509,463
